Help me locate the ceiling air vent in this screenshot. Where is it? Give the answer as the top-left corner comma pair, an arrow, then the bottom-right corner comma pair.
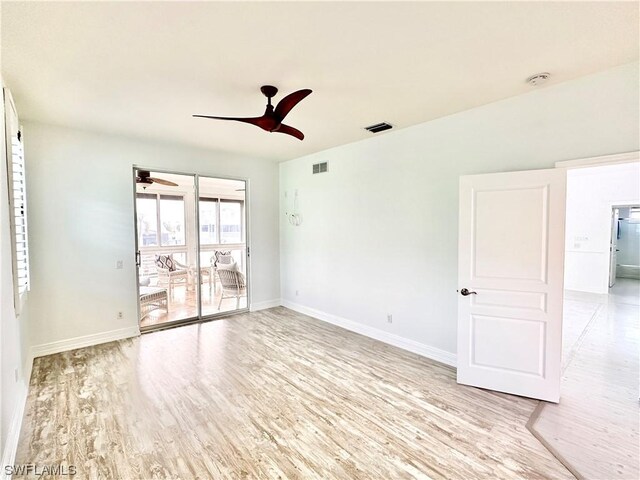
312,162 -> 328,174
365,122 -> 393,133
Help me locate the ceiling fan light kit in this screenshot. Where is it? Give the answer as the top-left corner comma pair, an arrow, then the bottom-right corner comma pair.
193,85 -> 312,140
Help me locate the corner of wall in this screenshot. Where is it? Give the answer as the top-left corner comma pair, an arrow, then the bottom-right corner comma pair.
0,378 -> 28,479
250,299 -> 282,312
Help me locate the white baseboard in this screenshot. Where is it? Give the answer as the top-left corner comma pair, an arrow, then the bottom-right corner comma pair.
30,326 -> 140,359
1,381 -> 28,480
250,299 -> 281,312
281,300 -> 457,367
617,265 -> 640,280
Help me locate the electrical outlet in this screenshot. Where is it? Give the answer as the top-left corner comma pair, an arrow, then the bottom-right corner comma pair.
387,314 -> 393,323
117,311 -> 123,319
295,290 -> 299,296
116,260 -> 123,269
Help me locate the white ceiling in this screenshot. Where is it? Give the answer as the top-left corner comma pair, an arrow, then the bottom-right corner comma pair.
2,2 -> 638,162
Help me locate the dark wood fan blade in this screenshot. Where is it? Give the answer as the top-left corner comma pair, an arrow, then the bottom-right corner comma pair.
193,114 -> 256,122
149,178 -> 178,187
274,89 -> 312,121
273,123 -> 305,141
193,114 -> 275,131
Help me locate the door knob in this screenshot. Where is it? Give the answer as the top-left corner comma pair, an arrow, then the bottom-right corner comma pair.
459,288 -> 477,296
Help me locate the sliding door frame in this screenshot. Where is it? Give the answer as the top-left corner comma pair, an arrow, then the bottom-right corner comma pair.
132,165 -> 251,333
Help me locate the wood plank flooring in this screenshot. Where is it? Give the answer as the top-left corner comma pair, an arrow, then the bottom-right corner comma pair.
530,282 -> 640,480
16,307 -> 573,479
140,284 -> 247,328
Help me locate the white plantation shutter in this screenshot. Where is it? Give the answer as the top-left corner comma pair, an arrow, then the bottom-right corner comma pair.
11,135 -> 29,294
4,88 -> 29,308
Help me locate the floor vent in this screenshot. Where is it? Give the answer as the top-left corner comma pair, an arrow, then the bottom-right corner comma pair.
365,122 -> 393,133
312,162 -> 328,174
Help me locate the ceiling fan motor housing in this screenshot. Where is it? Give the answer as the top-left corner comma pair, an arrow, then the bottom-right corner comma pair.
260,85 -> 278,98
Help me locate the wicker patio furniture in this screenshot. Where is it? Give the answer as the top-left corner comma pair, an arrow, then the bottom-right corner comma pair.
139,286 -> 168,320
216,264 -> 246,310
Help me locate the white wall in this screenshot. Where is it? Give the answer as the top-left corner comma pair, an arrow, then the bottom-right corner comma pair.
23,122 -> 280,350
564,162 -> 640,293
280,62 -> 640,358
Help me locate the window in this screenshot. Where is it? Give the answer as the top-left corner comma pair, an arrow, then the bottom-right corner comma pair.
159,195 -> 185,246
199,197 -> 218,245
198,197 -> 244,244
4,88 -> 29,307
220,200 -> 243,244
136,193 -> 186,247
136,193 -> 158,246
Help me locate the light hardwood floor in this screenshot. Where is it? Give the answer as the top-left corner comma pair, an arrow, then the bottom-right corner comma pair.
140,284 -> 247,328
530,280 -> 640,480
17,307 -> 573,479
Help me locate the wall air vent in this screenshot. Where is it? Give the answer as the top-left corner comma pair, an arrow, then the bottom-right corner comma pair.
312,162 -> 328,174
365,122 -> 393,133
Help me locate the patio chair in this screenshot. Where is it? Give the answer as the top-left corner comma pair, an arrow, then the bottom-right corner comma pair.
197,265 -> 214,294
217,263 -> 246,310
210,250 -> 235,293
155,254 -> 189,300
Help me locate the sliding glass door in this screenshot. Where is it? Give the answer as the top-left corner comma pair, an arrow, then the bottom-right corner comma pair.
197,176 -> 248,316
134,168 -> 248,331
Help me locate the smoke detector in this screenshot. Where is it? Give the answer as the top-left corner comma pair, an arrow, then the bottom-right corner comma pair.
526,72 -> 551,86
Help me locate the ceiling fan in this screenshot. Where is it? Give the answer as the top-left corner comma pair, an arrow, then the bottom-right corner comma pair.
193,85 -> 312,140
136,170 -> 178,188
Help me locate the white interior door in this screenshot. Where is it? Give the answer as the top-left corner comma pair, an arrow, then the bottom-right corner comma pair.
457,168 -> 566,403
609,208 -> 619,288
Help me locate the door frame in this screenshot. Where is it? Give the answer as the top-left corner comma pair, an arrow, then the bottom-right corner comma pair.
609,207 -> 620,288
554,150 -> 639,169
607,203 -> 640,289
456,151 -> 639,401
131,165 -> 252,332
559,151 -> 640,295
